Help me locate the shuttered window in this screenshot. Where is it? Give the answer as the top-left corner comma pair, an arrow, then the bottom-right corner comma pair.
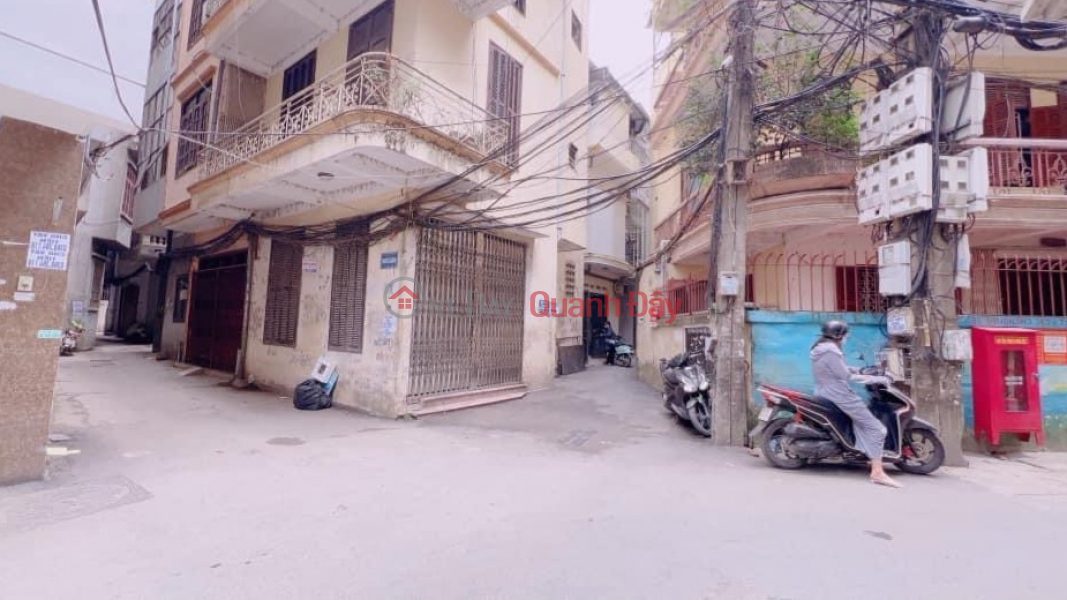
329,242 -> 369,353
263,241 -> 302,347
488,43 -> 523,166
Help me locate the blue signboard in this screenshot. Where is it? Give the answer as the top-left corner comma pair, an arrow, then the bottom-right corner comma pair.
381,252 -> 399,269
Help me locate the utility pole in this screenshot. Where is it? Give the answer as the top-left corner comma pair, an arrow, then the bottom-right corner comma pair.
709,0 -> 756,446
904,10 -> 968,467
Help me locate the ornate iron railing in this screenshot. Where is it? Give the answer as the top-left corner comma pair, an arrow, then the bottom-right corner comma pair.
988,145 -> 1067,191
200,52 -> 511,179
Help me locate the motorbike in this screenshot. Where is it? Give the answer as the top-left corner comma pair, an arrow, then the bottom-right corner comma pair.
59,322 -> 83,356
751,362 -> 945,475
604,334 -> 635,368
659,352 -> 713,437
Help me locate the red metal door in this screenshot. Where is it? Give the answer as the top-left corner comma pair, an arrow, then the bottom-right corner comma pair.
186,252 -> 247,373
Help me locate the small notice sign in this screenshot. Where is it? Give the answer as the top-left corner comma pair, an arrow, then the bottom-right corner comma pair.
302,259 -> 319,273
26,231 -> 71,271
37,329 -> 63,339
381,252 -> 399,269
1039,331 -> 1067,365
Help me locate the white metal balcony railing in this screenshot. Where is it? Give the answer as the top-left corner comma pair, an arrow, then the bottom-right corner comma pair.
200,53 -> 512,179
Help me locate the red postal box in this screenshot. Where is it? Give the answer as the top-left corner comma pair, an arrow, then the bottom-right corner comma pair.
971,327 -> 1045,448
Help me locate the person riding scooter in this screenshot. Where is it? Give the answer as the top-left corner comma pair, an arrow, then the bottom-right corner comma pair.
811,320 -> 901,488
599,322 -> 618,365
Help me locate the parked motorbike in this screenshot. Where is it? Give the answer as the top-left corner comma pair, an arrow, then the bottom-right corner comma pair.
752,363 -> 945,474
604,334 -> 635,368
60,321 -> 83,356
660,353 -> 712,437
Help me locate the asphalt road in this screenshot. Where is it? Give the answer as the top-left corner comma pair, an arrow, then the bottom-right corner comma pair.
1,344 -> 1064,600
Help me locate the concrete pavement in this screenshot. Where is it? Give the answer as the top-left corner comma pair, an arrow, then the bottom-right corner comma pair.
1,343 -> 1066,600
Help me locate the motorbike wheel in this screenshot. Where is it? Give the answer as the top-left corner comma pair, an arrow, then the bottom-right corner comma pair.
760,418 -> 805,470
897,428 -> 945,475
687,399 -> 713,438
616,354 -> 632,368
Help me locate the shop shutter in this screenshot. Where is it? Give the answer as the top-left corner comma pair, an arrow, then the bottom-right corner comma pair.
263,240 -> 302,347
328,242 -> 369,352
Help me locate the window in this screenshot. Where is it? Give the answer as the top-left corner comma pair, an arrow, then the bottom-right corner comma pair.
176,82 -> 212,175
151,0 -> 174,52
121,162 -> 137,219
90,258 -> 106,306
188,0 -> 206,48
998,258 -> 1067,317
488,44 -> 523,166
139,85 -> 171,188
568,143 -> 578,169
282,51 -> 317,121
835,266 -> 884,313
173,274 -> 189,322
263,241 -> 303,347
328,242 -> 369,353
571,12 -> 582,50
513,0 -> 526,14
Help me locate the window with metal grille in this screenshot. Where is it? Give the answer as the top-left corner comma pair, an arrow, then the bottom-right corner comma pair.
188,0 -> 206,48
176,82 -> 212,175
151,0 -> 174,52
263,241 -> 303,347
998,258 -> 1067,317
572,12 -> 582,49
835,266 -> 884,313
121,162 -> 137,219
139,85 -> 171,188
513,0 -> 526,14
488,43 -> 523,166
329,242 -> 369,353
565,262 -> 577,298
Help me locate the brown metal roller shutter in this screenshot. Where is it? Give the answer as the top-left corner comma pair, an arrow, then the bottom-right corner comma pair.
263,241 -> 302,347
329,242 -> 369,352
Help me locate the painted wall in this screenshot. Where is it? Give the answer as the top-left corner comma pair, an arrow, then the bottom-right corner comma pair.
959,315 -> 1067,448
586,198 -> 626,259
245,228 -> 416,418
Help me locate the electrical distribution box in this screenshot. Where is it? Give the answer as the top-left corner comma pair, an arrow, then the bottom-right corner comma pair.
887,306 -> 916,337
942,329 -> 973,362
878,241 -> 911,297
859,68 -> 935,152
937,153 -> 972,224
857,162 -> 889,225
719,272 -> 740,296
942,72 -> 987,142
964,146 -> 990,213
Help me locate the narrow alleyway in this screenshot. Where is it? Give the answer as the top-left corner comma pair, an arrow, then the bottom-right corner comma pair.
1,343 -> 1066,600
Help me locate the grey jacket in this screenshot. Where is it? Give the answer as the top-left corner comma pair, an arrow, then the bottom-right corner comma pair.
810,342 -> 867,403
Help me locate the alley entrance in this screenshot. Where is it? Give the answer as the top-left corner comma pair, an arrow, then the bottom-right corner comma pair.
584,291 -> 608,358
186,251 -> 247,373
407,228 -> 526,400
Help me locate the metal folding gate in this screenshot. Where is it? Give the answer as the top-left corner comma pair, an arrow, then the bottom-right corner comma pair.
408,228 -> 527,400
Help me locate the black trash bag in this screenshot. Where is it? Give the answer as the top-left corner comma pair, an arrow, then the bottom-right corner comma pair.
293,379 -> 332,411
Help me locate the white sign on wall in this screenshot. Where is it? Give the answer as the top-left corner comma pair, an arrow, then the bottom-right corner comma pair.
25,231 -> 71,271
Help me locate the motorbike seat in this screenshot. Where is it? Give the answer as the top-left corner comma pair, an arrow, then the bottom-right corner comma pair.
809,395 -> 856,446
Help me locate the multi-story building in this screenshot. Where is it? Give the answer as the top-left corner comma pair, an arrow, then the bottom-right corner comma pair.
642,0 -> 1067,447
145,0 -> 611,417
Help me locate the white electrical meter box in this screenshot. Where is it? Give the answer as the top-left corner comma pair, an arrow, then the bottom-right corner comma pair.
857,162 -> 890,225
887,144 -> 935,218
883,348 -> 907,382
942,72 -> 986,142
887,307 -> 916,337
942,329 -> 973,362
937,152 -> 972,224
719,272 -> 739,296
965,146 -> 990,213
859,93 -> 888,153
885,68 -> 935,147
879,265 -> 911,296
878,240 -> 912,267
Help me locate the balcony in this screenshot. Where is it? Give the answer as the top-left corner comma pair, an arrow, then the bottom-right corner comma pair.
202,0 -> 511,76
750,145 -> 858,199
172,53 -> 510,232
987,142 -> 1067,194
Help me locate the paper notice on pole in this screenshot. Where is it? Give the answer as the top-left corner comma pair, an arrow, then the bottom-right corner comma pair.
25,231 -> 71,271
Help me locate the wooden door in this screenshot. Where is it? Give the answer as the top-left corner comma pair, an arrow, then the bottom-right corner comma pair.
347,0 -> 394,106
186,252 -> 247,373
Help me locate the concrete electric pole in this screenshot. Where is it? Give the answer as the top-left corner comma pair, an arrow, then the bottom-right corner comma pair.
709,0 -> 756,446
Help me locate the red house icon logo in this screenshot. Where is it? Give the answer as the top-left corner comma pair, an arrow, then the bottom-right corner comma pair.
389,285 -> 419,312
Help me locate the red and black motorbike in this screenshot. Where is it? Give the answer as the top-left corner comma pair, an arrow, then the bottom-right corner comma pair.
751,365 -> 945,475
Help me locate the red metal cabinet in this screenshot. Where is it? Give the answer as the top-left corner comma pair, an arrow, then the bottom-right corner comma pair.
972,327 -> 1045,448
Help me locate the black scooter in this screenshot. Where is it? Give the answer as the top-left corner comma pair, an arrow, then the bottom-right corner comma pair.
751,365 -> 945,474
659,353 -> 712,437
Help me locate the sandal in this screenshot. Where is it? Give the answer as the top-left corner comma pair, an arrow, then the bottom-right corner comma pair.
870,475 -> 903,489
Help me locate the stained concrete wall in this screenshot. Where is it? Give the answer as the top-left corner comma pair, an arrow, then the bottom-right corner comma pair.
245,228 -> 417,418
0,118 -> 82,484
